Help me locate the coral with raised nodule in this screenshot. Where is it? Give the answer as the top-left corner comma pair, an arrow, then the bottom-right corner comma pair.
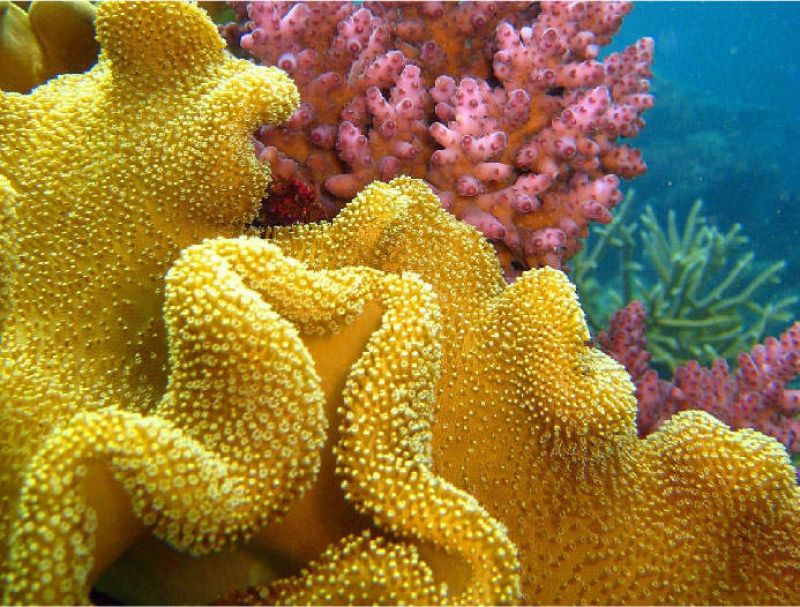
0,2 -> 518,603
0,1 -> 301,601
261,177 -> 800,605
228,1 -> 653,278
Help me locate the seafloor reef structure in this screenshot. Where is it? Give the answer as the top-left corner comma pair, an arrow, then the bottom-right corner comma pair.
571,195 -> 800,470
225,0 -> 653,278
0,2 -> 799,606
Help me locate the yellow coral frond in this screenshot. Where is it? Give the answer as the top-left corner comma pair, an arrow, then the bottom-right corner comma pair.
96,1 -> 223,77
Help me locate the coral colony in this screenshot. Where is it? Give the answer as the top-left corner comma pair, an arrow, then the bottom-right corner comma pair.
230,0 -> 800,471
0,2 -> 799,606
601,302 -> 800,457
223,1 -> 653,278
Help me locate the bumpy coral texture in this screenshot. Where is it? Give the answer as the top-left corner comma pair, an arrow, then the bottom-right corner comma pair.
0,0 -> 302,602
165,233 -> 521,607
0,3 -> 518,605
1,2 -> 798,605
260,177 -> 800,606
231,1 -> 653,278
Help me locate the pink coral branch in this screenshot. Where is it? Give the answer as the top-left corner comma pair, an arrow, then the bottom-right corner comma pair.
228,1 -> 653,279
600,301 -> 800,458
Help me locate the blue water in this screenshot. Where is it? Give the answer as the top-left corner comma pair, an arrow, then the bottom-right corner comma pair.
608,2 -> 800,293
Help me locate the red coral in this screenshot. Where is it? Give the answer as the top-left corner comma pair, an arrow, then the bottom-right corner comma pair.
226,1 -> 653,279
600,301 -> 800,460
255,176 -> 331,227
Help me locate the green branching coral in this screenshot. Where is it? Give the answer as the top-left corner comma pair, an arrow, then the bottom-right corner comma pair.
572,194 -> 797,373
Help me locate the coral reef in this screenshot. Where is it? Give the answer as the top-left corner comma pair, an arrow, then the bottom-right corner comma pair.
226,1 -> 653,278
601,301 -> 800,462
573,195 -> 796,371
0,0 -> 99,92
1,2 -> 799,606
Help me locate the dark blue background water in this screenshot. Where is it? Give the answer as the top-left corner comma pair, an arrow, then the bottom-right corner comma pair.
607,2 -> 800,300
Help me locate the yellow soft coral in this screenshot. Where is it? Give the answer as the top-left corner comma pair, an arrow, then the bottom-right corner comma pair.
0,2 -> 517,604
0,0 -> 301,601
263,176 -> 800,605
0,0 -> 99,92
4,229 -> 519,604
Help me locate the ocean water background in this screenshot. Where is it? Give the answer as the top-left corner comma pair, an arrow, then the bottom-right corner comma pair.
601,2 -> 800,329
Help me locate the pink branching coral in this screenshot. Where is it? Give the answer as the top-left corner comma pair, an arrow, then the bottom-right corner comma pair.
600,301 -> 800,460
225,1 -> 654,279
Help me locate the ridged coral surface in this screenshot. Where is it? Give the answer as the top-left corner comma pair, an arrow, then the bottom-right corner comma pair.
0,2 -> 798,606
